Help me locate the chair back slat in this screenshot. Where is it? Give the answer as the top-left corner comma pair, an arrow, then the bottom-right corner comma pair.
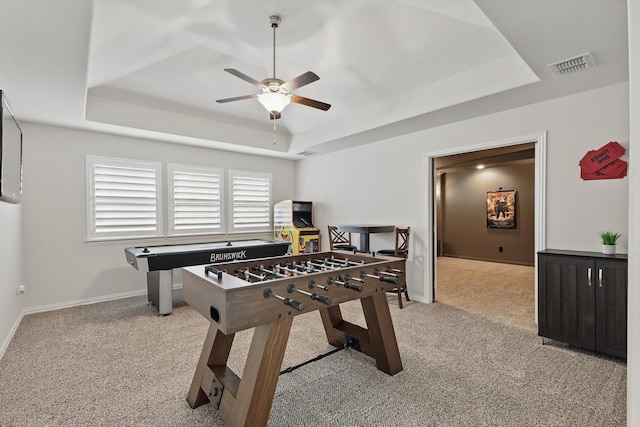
328,226 -> 352,249
394,227 -> 410,258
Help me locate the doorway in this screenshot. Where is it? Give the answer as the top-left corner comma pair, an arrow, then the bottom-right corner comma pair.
423,133 -> 546,326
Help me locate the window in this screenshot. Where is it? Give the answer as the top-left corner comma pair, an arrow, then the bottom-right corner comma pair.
168,164 -> 223,236
229,170 -> 272,233
86,156 -> 162,241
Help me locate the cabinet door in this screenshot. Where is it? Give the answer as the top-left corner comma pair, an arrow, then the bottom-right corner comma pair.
595,259 -> 627,358
538,254 -> 595,350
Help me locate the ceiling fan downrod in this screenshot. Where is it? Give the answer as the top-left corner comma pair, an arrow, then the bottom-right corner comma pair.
269,15 -> 281,79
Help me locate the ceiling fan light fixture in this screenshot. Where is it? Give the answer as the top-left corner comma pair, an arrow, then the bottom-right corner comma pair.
215,15 -> 330,121
258,92 -> 290,114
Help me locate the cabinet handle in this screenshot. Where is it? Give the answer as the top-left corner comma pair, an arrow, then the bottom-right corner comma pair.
598,268 -> 603,288
587,267 -> 592,286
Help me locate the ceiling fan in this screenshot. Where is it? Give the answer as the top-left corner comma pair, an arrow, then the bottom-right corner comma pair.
216,15 -> 331,120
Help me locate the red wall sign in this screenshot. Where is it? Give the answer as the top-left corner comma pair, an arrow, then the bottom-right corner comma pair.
580,141 -> 627,180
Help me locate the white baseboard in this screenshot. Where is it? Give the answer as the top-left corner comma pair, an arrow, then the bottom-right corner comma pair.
21,284 -> 183,316
22,289 -> 149,315
0,288 -> 151,362
1,283 -> 189,361
0,311 -> 25,361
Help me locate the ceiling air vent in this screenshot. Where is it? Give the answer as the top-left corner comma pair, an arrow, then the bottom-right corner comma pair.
547,52 -> 595,77
296,150 -> 317,157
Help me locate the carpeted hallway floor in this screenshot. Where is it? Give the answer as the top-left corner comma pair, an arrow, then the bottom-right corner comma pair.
436,256 -> 536,331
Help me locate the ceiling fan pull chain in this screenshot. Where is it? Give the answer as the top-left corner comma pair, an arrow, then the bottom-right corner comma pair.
273,113 -> 277,144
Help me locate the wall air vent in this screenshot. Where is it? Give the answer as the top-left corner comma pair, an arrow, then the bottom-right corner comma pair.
295,150 -> 317,157
547,52 -> 595,77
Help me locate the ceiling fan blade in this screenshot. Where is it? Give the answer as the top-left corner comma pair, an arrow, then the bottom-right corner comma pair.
224,69 -> 263,88
281,71 -> 319,91
216,94 -> 258,103
269,112 -> 282,120
290,95 -> 331,111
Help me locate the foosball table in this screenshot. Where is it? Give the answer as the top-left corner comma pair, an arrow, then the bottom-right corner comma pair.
182,250 -> 406,427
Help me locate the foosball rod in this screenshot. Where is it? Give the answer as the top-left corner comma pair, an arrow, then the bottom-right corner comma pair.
327,276 -> 363,292
234,267 -> 265,281
257,265 -> 288,278
360,271 -> 397,284
307,260 -> 341,270
308,280 -> 329,291
287,284 -> 332,305
321,260 -> 344,268
374,268 -> 399,278
277,264 -> 309,276
263,288 -> 304,311
292,262 -> 320,273
330,257 -> 365,266
344,273 -> 364,283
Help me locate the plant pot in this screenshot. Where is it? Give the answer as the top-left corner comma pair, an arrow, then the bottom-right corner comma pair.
602,244 -> 616,255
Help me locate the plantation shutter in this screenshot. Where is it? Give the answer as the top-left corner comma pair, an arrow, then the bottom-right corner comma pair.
230,170 -> 272,233
169,164 -> 223,235
87,156 -> 162,240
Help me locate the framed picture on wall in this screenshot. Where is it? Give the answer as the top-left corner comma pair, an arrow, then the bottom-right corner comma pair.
486,189 -> 516,229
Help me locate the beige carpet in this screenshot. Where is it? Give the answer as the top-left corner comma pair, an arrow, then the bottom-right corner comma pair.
436,256 -> 536,331
0,268 -> 626,426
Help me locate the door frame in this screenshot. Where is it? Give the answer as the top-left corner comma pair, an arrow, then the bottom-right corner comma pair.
423,132 -> 546,322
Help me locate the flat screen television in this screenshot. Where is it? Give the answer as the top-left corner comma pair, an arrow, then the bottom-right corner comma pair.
0,90 -> 23,204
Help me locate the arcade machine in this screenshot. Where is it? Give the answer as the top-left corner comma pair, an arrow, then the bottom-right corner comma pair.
274,200 -> 319,254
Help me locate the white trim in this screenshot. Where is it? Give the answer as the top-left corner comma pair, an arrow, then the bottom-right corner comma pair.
423,132 -> 547,315
0,288 -> 164,361
21,289 -> 148,315
0,311 -> 24,361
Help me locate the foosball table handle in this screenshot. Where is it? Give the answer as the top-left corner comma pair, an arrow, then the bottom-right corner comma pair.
344,282 -> 364,292
284,298 -> 305,311
311,293 -> 332,305
263,288 -> 305,311
204,266 -> 223,280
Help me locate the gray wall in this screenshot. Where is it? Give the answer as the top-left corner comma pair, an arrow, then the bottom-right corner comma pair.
0,201 -> 22,357
19,123 -> 297,309
439,163 -> 535,265
297,82 -> 629,303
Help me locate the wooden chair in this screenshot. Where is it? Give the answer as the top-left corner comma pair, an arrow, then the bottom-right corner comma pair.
328,225 -> 358,251
377,227 -> 410,308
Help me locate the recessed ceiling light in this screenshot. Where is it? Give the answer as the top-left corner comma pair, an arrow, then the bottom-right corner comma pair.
477,164 -> 485,169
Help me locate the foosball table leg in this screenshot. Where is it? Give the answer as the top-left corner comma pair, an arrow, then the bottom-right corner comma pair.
187,323 -> 235,409
319,305 -> 346,348
227,316 -> 293,427
360,292 -> 403,375
187,317 -> 294,427
319,292 -> 403,376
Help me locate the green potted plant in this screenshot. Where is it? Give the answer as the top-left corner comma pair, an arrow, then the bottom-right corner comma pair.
600,231 -> 621,254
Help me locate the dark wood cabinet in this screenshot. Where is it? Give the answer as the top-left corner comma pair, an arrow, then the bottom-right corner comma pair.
538,249 -> 627,359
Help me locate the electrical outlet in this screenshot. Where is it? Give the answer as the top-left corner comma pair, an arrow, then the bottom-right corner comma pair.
16,285 -> 25,294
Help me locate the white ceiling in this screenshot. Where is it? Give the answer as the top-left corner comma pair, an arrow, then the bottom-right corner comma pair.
0,0 -> 629,159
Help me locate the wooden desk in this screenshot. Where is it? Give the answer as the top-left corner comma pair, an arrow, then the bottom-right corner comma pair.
336,224 -> 394,252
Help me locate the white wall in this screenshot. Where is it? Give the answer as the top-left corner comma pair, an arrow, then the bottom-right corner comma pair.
19,123 -> 297,309
627,1 -> 639,424
297,82 -> 629,304
0,200 -> 23,358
